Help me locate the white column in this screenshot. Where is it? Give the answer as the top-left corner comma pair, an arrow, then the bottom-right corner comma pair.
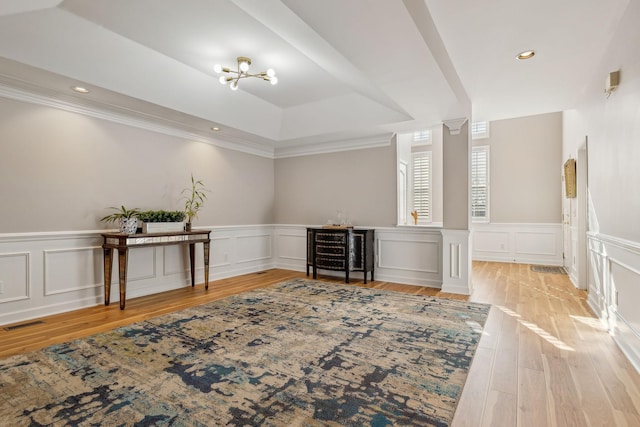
441,229 -> 472,294
441,118 -> 472,294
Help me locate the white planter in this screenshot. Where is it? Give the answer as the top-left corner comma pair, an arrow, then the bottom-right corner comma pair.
142,222 -> 185,233
119,218 -> 138,234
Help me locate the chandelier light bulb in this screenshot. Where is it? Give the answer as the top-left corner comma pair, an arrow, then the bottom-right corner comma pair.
214,56 -> 277,90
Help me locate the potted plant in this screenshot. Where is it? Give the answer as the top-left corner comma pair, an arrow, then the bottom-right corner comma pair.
100,205 -> 141,234
138,210 -> 186,233
182,174 -> 208,231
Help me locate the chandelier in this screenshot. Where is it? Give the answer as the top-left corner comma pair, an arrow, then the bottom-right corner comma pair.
214,57 -> 278,91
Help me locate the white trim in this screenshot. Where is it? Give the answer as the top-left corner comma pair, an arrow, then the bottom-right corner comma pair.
0,82 -> 276,159
0,224 -> 472,326
0,251 -> 30,303
441,229 -> 471,295
0,82 -> 402,159
472,223 -> 563,265
274,134 -> 393,158
443,118 -> 468,135
376,238 -> 440,273
591,232 -> 640,254
586,232 -> 640,374
43,246 -> 105,296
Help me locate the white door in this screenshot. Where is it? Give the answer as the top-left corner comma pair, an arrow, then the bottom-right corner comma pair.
562,173 -> 572,273
576,143 -> 588,290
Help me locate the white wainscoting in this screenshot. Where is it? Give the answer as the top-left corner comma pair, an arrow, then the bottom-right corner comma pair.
587,233 -> 640,373
1,225 -> 449,326
441,229 -> 472,295
272,225 -> 444,287
471,223 -> 563,266
375,227 -> 443,287
0,226 -> 276,326
273,225 -> 308,272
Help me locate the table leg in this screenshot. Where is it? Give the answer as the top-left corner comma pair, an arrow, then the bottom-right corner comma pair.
363,248 -> 368,284
117,248 -> 128,310
189,243 -> 196,287
103,248 -> 113,306
345,238 -> 350,284
203,240 -> 210,290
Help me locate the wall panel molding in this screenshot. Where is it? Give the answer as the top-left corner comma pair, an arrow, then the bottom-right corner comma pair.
43,246 -> 103,296
472,223 -> 563,265
0,225 -> 453,326
236,234 -> 272,264
441,229 -> 471,294
587,232 -> 640,374
0,251 -> 30,303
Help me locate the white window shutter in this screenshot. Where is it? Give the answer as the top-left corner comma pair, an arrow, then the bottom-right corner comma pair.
471,121 -> 490,139
412,152 -> 432,223
413,130 -> 432,144
471,146 -> 489,222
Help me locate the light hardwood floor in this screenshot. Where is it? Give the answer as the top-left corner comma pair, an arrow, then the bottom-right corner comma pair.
1,262 -> 639,426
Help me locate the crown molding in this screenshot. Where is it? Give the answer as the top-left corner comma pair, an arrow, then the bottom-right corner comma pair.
274,133 -> 393,158
443,117 -> 468,135
0,82 -> 275,159
0,81 -> 397,159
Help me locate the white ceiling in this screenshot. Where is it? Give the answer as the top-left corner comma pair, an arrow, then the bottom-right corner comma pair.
0,0 -> 630,157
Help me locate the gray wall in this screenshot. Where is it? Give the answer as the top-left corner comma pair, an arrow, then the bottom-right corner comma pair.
0,97 -> 274,233
0,94 -> 563,234
443,122 -> 470,229
474,112 -> 563,223
274,144 -> 397,227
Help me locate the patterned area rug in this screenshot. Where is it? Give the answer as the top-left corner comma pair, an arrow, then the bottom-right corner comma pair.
0,279 -> 490,426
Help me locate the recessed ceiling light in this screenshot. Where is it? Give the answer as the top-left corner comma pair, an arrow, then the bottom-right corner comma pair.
211,127 -> 220,131
516,50 -> 536,60
71,86 -> 90,93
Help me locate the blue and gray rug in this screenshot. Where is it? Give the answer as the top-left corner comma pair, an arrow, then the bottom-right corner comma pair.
0,279 -> 490,426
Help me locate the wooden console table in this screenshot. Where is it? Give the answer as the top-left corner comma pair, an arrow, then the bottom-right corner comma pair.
102,230 -> 211,309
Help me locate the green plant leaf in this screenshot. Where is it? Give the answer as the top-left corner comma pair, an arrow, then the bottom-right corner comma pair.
100,205 -> 141,223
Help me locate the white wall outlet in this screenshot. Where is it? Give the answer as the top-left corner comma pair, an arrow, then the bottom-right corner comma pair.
0,280 -> 4,294
223,253 -> 229,262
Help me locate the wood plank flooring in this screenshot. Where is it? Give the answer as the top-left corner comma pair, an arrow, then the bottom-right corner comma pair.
1,262 -> 639,426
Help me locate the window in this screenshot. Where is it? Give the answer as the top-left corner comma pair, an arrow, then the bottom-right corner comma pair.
471,146 -> 489,222
471,121 -> 490,139
413,130 -> 432,145
412,152 -> 432,223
